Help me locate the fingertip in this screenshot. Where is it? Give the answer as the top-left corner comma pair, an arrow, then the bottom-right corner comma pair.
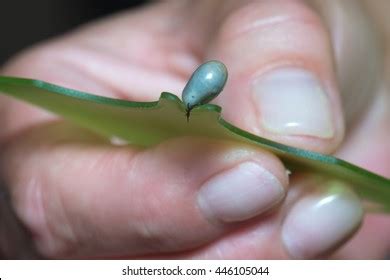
197,160 -> 286,223
206,0 -> 345,154
281,182 -> 363,259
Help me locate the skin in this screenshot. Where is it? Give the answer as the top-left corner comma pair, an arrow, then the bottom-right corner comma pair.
0,0 -> 389,259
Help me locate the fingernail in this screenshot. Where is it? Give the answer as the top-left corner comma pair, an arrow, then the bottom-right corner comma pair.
281,184 -> 363,259
253,68 -> 334,138
197,162 -> 285,223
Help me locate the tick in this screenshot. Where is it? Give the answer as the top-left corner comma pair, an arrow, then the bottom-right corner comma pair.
181,60 -> 228,121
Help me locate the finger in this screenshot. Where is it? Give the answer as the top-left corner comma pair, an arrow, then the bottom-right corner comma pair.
0,122 -> 288,258
198,0 -> 344,153
165,178 -> 363,259
280,181 -> 363,259
330,91 -> 390,259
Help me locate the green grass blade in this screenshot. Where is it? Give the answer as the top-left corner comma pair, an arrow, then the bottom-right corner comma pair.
1,76 -> 389,211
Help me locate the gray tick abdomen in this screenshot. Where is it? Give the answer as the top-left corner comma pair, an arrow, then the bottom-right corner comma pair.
181,60 -> 228,110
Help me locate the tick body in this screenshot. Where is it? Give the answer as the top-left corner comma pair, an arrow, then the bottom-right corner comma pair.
182,60 -> 228,121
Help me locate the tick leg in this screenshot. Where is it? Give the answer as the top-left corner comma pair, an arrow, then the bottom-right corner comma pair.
186,103 -> 191,123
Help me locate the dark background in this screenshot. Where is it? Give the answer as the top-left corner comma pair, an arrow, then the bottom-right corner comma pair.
0,0 -> 148,64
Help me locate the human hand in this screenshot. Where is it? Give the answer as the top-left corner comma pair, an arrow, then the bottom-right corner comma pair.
0,0 -> 389,259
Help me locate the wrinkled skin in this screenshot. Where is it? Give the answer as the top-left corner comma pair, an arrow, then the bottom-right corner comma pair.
0,0 -> 389,259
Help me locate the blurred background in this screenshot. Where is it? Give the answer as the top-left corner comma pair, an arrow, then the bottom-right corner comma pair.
0,0 -> 148,64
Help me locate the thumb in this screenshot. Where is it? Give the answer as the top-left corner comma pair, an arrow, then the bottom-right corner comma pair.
203,0 -> 344,154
